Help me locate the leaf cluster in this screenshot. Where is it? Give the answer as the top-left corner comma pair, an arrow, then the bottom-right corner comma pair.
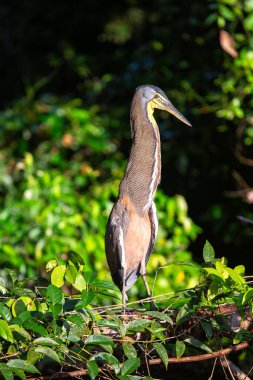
0,242 -> 252,379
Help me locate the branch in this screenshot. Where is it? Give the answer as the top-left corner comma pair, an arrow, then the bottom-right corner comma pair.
28,342 -> 250,380
148,342 -> 250,364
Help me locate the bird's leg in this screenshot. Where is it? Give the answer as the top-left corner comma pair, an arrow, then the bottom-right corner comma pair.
141,273 -> 156,310
122,275 -> 127,312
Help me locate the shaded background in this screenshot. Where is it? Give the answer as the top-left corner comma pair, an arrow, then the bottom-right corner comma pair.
0,0 -> 252,296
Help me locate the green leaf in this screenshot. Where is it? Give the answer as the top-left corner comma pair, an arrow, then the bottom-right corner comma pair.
27,348 -> 41,365
176,340 -> 185,359
81,289 -> 95,307
83,271 -> 97,284
0,363 -> 14,380
184,337 -> 212,353
10,326 -> 31,341
51,265 -> 66,287
121,357 -> 140,376
176,304 -> 193,324
0,303 -> 12,321
87,360 -> 99,380
92,353 -> 120,374
153,342 -> 168,369
226,267 -> 245,285
7,360 -> 40,374
207,280 -> 220,300
11,296 -> 36,317
233,329 -> 250,344
67,313 -> 84,327
148,321 -> 166,342
219,5 -> 236,21
5,270 -> 17,285
65,264 -> 77,284
203,241 -> 215,263
23,320 -> 48,336
47,284 -> 63,305
203,267 -> 224,282
126,319 -> 150,332
34,346 -> 60,363
46,260 -> 58,272
0,320 -> 14,342
122,342 -> 137,359
200,320 -> 212,340
11,369 -> 26,380
92,280 -> 119,291
51,303 -> 63,318
73,273 -> 86,291
84,334 -> 115,347
33,337 -> 59,346
144,311 -> 173,325
234,265 -> 245,276
68,250 -> 84,266
242,289 -> 253,305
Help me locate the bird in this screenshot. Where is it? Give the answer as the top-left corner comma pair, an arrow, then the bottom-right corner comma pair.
105,85 -> 191,307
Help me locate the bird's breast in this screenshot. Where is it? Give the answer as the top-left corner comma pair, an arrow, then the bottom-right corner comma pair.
120,195 -> 151,274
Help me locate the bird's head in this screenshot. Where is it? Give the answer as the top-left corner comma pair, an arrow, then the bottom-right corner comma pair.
135,85 -> 192,127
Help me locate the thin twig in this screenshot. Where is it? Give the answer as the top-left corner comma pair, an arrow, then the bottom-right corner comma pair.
208,358 -> 217,380
221,355 -> 236,380
220,357 -> 251,380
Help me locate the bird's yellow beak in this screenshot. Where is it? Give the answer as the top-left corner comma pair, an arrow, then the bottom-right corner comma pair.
153,96 -> 192,127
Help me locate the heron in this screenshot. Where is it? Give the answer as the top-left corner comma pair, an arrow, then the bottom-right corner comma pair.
105,85 -> 191,307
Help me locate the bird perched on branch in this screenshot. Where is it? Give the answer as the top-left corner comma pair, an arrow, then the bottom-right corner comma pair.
105,85 -> 191,307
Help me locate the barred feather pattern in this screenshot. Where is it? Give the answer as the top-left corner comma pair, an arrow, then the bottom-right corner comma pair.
119,94 -> 161,215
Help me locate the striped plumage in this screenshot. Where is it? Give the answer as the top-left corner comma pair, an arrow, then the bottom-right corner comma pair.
105,85 -> 191,307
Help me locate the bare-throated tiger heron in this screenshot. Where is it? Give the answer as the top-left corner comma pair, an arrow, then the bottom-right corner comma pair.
105,85 -> 191,307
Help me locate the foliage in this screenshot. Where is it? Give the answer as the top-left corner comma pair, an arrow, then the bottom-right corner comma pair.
0,0 -> 252,267
0,91 -> 200,300
0,242 -> 252,379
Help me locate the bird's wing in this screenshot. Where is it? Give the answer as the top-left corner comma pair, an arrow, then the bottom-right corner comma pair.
105,204 -> 127,291
145,201 -> 158,265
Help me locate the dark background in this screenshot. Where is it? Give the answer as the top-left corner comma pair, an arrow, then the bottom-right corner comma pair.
0,0 -> 252,267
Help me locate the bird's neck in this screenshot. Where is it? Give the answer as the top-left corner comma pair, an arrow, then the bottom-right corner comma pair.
119,96 -> 161,215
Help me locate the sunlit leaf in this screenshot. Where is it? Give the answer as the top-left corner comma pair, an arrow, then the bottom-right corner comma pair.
7,360 -> 39,374
51,265 -> 66,287
203,241 -> 215,263
122,342 -> 137,359
126,319 -> 150,332
153,342 -> 168,369
32,337 -> 59,346
145,311 -> 173,325
45,260 -> 58,272
121,357 -> 140,376
176,340 -> 185,359
34,346 -> 60,363
0,320 -> 13,342
73,273 -> 86,291
84,334 -> 115,347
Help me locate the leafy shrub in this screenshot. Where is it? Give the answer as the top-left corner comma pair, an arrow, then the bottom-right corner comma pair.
0,243 -> 252,379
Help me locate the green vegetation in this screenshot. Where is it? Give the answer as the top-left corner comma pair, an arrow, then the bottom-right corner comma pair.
0,92 -> 200,299
1,0 -> 253,377
0,243 -> 252,379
